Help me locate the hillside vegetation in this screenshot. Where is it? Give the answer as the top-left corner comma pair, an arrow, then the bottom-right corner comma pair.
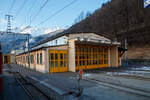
66,0 -> 150,59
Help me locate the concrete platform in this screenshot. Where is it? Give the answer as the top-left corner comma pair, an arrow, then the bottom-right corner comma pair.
5,64 -> 150,100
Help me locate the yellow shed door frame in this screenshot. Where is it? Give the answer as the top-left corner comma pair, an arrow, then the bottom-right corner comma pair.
49,50 -> 68,73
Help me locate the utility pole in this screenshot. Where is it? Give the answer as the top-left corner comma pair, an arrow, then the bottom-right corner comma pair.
123,0 -> 129,65
124,38 -> 128,66
27,34 -> 30,68
5,14 -> 13,33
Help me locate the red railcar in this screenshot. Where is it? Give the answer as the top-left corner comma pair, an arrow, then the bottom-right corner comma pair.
0,42 -> 3,92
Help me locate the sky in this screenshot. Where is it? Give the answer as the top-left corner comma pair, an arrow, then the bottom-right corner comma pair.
0,0 -> 110,35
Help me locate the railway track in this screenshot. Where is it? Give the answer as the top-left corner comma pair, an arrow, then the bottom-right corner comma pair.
7,70 -> 52,100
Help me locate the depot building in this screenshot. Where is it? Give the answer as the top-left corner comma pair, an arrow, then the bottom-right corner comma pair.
16,32 -> 122,73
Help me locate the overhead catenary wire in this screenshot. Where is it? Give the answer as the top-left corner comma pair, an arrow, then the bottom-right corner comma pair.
30,0 -> 50,25
14,0 -> 28,31
8,0 -> 16,14
18,0 -> 49,32
17,0 -> 38,30
22,0 -> 38,25
15,0 -> 28,18
19,0 -> 77,33
38,0 -> 78,26
26,0 -> 38,18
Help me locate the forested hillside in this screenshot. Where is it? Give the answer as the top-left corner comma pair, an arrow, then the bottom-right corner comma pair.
66,0 -> 150,59
67,0 -> 150,45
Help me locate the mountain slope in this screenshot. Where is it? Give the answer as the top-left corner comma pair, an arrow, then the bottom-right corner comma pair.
0,32 -> 31,54
66,0 -> 150,59
29,29 -> 65,47
67,0 -> 150,43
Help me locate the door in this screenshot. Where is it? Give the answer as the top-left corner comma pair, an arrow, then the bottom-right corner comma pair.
75,45 -> 109,71
49,50 -> 68,73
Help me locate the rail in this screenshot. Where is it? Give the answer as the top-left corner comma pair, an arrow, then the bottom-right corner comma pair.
7,69 -> 52,100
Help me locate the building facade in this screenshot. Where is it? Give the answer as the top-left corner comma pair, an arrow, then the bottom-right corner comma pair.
3,54 -> 15,64
16,33 -> 121,73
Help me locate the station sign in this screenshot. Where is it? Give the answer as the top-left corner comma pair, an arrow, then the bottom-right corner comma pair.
144,0 -> 150,8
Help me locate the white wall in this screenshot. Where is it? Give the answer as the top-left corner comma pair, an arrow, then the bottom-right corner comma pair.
32,36 -> 68,50
110,46 -> 118,67
68,39 -> 76,72
35,50 -> 47,73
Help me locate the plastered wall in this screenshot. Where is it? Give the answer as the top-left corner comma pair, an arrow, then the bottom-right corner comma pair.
110,46 -> 118,67
68,39 -> 76,72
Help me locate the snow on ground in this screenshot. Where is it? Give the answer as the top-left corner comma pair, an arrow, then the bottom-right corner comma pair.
106,66 -> 150,76
83,74 -> 93,77
132,66 -> 150,71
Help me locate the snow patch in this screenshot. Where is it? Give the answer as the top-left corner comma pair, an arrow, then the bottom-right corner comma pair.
83,74 -> 92,77
133,66 -> 150,71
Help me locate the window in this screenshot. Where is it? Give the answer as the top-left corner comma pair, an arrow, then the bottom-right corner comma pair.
49,51 -> 68,69
50,53 -> 54,68
60,53 -> 63,67
56,40 -> 57,45
37,53 -> 39,64
64,54 -> 67,67
55,53 -> 58,67
26,56 -> 28,63
104,47 -> 108,64
40,53 -> 42,64
23,56 -> 25,63
26,56 -> 29,64
30,55 -> 34,64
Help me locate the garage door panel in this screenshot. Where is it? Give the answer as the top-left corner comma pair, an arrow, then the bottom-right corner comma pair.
75,45 -> 108,70
49,50 -> 68,73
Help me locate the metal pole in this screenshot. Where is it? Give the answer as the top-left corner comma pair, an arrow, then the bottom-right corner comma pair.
125,0 -> 129,66
14,33 -> 16,63
125,39 -> 128,63
27,34 -> 30,68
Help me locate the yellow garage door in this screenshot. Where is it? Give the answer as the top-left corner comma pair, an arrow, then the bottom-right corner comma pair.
49,50 -> 68,73
75,45 -> 108,70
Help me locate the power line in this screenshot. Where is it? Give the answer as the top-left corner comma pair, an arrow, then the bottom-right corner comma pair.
17,0 -> 77,33
15,0 -> 29,29
20,0 -> 38,27
38,0 -> 78,26
8,0 -> 16,14
30,0 -> 50,25
15,0 -> 28,18
19,0 -> 49,29
26,0 -> 38,17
